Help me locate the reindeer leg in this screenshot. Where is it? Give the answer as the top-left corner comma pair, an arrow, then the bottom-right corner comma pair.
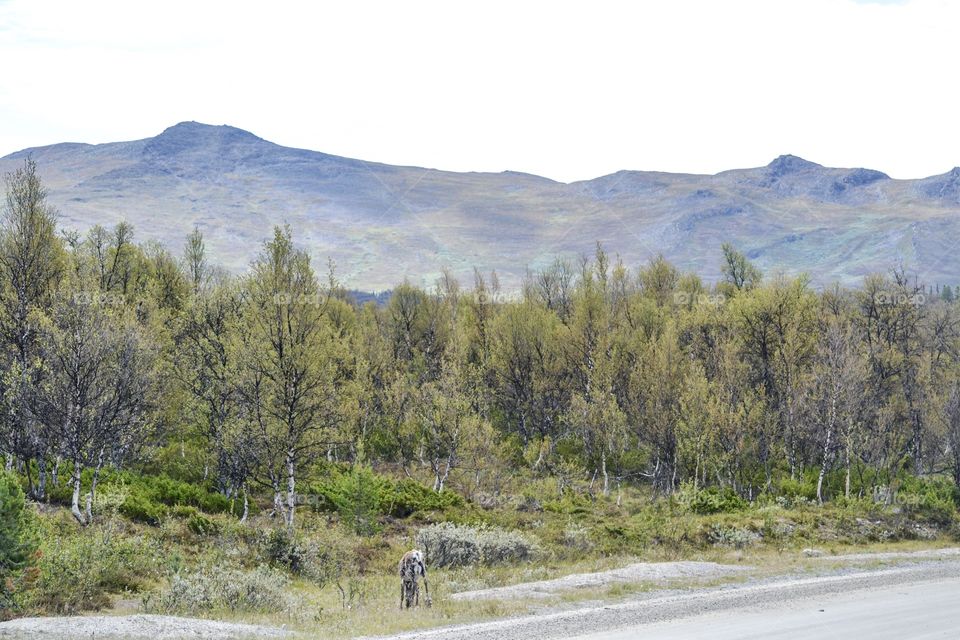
400,581 -> 405,610
422,574 -> 431,607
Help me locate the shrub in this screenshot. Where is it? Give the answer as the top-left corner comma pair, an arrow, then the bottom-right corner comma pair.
0,472 -> 38,617
119,493 -> 167,525
896,477 -> 957,526
674,483 -> 747,515
560,522 -> 594,552
706,523 -> 761,548
113,473 -> 246,525
902,496 -> 955,527
415,523 -> 539,568
44,483 -> 73,508
91,483 -> 130,519
0,471 -> 35,575
141,475 -> 232,514
44,468 -> 233,515
44,470 -> 239,526
389,478 -> 463,517
778,476 -> 818,502
138,440 -> 210,485
543,493 -> 593,515
186,513 -> 221,537
257,527 -> 345,588
773,494 -> 814,509
30,524 -> 164,613
260,527 -> 311,574
595,521 -> 650,553
170,505 -> 199,519
307,466 -> 463,534
325,465 -> 384,535
145,565 -> 291,615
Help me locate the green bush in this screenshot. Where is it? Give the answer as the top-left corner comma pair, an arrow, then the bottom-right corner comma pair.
111,473 -> 245,525
170,505 -> 199,519
43,468 -> 240,524
674,483 -> 747,515
307,465 -> 463,534
706,523 -> 761,548
0,472 -> 35,575
30,524 -> 163,613
542,493 -> 593,515
257,527 -> 344,588
134,475 -> 232,514
560,522 -> 594,552
0,472 -> 38,617
325,465 -> 384,535
595,521 -> 650,553
186,513 -> 221,537
44,483 -> 73,507
415,522 -> 539,568
119,493 -> 167,525
138,440 -> 210,485
389,478 -> 463,517
778,476 -> 818,502
896,476 -> 958,526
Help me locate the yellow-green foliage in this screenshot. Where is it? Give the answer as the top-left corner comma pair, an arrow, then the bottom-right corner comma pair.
28,517 -> 164,613
307,465 -> 463,534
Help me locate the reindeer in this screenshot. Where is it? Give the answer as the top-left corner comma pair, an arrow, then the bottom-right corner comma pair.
398,549 -> 431,609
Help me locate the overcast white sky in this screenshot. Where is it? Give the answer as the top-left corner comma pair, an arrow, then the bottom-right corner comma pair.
0,0 -> 957,182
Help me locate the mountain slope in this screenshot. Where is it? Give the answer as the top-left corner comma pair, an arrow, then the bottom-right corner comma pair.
2,122 -> 958,290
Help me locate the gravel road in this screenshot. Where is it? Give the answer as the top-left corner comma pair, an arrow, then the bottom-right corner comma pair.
379,558 -> 960,640
570,575 -> 960,639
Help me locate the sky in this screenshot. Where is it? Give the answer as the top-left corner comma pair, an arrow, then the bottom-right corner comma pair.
0,0 -> 957,182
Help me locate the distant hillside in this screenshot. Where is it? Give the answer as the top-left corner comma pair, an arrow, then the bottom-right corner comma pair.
2,121 -> 959,290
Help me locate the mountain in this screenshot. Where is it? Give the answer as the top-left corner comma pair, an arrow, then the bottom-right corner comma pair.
2,122 -> 959,290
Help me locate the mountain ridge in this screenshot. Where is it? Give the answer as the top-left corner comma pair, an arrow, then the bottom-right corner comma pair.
2,122 -> 958,290
14,122 -> 940,184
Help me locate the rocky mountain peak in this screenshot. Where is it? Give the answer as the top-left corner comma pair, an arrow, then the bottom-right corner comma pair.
767,154 -> 820,176
144,122 -> 265,158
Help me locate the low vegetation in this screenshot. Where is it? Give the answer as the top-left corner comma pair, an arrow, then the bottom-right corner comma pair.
416,522 -> 539,568
143,565 -> 294,616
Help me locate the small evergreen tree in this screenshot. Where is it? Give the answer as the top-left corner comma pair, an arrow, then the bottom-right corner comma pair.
0,471 -> 37,616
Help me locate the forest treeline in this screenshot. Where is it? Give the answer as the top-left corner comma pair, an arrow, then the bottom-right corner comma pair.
3,158 -> 960,530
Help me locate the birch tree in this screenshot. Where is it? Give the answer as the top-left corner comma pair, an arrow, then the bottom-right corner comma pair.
240,226 -> 341,529
32,295 -> 153,524
806,322 -> 865,503
0,158 -> 65,498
